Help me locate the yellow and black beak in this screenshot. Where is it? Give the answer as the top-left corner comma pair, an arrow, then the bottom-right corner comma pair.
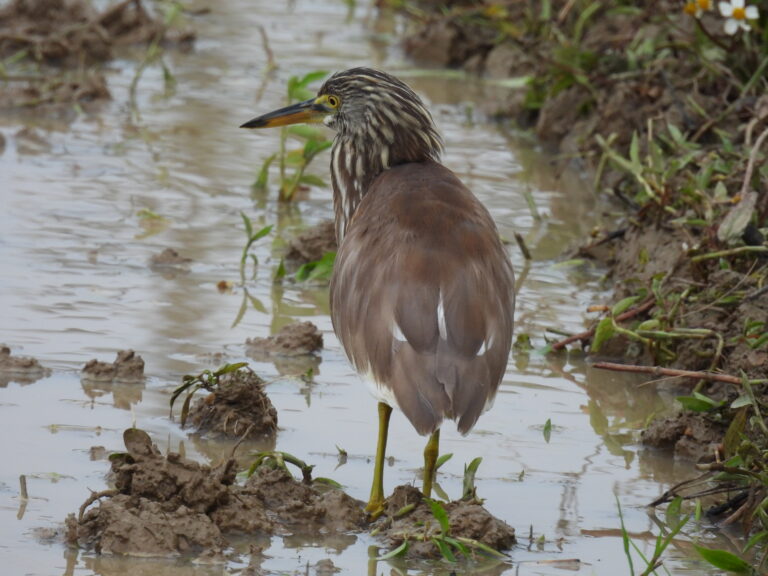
240,96 -> 332,129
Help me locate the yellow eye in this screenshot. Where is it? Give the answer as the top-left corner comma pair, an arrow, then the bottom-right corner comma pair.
327,95 -> 340,108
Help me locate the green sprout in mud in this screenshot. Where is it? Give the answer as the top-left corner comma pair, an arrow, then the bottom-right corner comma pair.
231,211 -> 271,328
169,362 -> 249,428
253,70 -> 332,202
377,458 -> 506,565
245,450 -> 341,488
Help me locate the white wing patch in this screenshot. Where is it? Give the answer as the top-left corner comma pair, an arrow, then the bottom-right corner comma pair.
477,333 -> 495,356
364,369 -> 400,409
437,291 -> 447,341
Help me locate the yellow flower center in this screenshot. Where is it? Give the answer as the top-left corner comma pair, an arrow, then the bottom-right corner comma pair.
697,0 -> 711,9
683,2 -> 697,15
732,7 -> 746,20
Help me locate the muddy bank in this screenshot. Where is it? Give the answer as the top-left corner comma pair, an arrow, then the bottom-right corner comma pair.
0,0 -> 194,108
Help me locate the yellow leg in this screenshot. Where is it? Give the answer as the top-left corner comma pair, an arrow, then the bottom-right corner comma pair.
365,402 -> 392,518
422,428 -> 440,499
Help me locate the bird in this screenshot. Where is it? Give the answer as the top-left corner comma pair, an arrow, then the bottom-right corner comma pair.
241,67 -> 515,517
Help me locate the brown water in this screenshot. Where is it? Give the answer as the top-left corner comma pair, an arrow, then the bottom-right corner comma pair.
0,2 -> 731,575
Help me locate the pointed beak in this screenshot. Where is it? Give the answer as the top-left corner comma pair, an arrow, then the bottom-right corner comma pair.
240,97 -> 331,129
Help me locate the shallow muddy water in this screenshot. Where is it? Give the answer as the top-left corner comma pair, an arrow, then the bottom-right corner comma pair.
0,2 -> 734,575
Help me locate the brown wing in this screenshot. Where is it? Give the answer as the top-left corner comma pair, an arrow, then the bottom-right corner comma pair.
330,160 -> 515,436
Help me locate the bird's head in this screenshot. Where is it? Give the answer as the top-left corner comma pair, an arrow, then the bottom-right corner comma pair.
241,67 -> 443,164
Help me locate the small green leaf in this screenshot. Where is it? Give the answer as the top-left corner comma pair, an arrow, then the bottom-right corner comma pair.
443,536 -> 470,558
298,174 -> 327,188
377,540 -> 408,560
591,317 -> 616,353
252,153 -> 276,191
427,499 -> 451,535
636,318 -> 659,331
611,295 -> 640,316
677,396 -> 717,412
435,453 -> 453,470
432,537 -> 457,562
743,530 -> 768,553
665,496 -> 683,529
240,211 -> 253,238
694,545 -> 752,574
312,477 -> 342,488
462,457 -> 482,501
543,418 -> 552,443
274,258 -> 286,280
250,224 -> 273,243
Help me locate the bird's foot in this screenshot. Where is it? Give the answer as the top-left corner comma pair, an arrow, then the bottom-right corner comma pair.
364,498 -> 386,521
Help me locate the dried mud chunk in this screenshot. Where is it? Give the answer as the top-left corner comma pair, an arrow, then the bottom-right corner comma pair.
187,368 -> 278,438
0,345 -> 50,385
246,321 -> 323,357
149,247 -> 192,272
284,220 -> 337,265
380,485 -> 515,559
82,349 -> 144,383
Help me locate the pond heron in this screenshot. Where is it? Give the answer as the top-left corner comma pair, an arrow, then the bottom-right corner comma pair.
241,68 -> 515,517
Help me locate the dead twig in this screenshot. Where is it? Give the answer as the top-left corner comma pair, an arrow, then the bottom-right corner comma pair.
592,361 -> 768,386
551,298 -> 655,351
78,489 -> 118,522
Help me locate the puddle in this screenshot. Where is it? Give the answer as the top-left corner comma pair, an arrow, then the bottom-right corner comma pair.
0,1 -> 733,575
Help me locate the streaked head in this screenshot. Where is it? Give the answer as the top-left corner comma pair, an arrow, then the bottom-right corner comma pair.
241,67 -> 443,164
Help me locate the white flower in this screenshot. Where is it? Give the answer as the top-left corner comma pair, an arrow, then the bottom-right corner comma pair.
718,0 -> 759,34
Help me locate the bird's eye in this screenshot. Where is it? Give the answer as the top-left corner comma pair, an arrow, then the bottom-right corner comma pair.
327,95 -> 340,108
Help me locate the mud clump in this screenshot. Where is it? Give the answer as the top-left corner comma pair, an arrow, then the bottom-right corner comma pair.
0,345 -> 50,386
245,467 -> 366,532
246,321 -> 323,376
284,220 -> 337,265
149,247 -> 192,274
186,367 -> 278,439
246,321 -> 323,357
81,349 -> 144,383
67,429 -> 366,557
378,485 -> 515,559
642,412 -> 726,463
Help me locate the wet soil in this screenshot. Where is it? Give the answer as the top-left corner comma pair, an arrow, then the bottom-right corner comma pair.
186,367 -> 278,439
0,0 -> 194,108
